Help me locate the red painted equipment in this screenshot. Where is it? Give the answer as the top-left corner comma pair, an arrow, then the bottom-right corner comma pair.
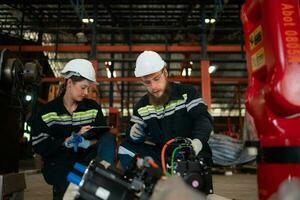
108,107 -> 120,135
241,0 -> 300,199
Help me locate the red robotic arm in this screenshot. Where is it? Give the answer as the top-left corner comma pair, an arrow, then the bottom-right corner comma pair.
241,0 -> 300,199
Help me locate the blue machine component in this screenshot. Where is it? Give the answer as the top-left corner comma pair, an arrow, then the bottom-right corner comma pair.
67,172 -> 82,186
74,162 -> 87,174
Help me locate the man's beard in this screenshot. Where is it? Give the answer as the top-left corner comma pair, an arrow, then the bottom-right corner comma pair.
148,83 -> 171,106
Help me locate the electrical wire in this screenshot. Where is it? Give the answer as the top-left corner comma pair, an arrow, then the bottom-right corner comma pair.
161,138 -> 176,176
147,159 -> 159,169
170,146 -> 183,175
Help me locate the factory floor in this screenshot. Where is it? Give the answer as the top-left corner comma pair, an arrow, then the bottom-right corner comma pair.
22,168 -> 258,200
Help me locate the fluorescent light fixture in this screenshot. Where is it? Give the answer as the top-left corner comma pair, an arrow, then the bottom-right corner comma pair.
209,65 -> 217,74
210,18 -> 216,24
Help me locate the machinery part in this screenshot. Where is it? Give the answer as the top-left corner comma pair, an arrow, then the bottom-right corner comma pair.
134,51 -> 166,77
175,158 -> 212,194
161,137 -> 213,194
23,60 -> 42,85
0,49 -> 24,92
61,59 -> 97,83
67,157 -> 162,200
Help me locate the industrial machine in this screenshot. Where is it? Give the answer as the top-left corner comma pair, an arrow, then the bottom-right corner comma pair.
241,0 -> 300,199
0,49 -> 41,199
0,49 -> 24,173
66,138 -> 212,200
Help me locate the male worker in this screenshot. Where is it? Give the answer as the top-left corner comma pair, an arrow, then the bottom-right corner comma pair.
118,50 -> 213,193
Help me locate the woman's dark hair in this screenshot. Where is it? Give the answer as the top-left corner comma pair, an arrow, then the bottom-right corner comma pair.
58,75 -> 86,96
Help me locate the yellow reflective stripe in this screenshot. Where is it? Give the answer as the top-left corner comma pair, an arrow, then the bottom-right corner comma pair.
42,112 -> 71,122
73,109 -> 98,119
138,93 -> 187,116
42,109 -> 98,123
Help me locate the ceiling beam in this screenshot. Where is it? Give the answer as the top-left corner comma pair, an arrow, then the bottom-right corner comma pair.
0,44 -> 243,52
41,76 -> 247,84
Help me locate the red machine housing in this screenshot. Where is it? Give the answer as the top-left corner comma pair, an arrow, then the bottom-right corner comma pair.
241,0 -> 300,199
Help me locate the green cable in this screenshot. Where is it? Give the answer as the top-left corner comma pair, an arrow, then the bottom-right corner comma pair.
165,171 -> 171,177
170,146 -> 183,175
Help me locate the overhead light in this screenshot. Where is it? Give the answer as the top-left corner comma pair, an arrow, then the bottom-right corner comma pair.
105,61 -> 112,66
181,67 -> 192,77
210,18 -> 216,24
82,18 -> 89,23
25,94 -> 32,101
106,68 -> 112,78
205,18 -> 216,24
82,18 -> 94,24
209,65 -> 217,74
187,68 -> 192,76
189,61 -> 193,65
106,68 -> 117,78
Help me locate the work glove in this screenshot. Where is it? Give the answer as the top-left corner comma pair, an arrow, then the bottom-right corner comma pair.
64,134 -> 75,148
188,138 -> 203,156
130,123 -> 145,142
78,136 -> 91,149
64,132 -> 91,151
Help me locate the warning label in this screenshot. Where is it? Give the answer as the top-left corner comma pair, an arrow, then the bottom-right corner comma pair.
250,25 -> 263,50
251,48 -> 265,71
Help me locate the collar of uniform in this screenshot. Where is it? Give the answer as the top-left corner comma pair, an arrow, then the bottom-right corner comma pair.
56,95 -> 88,113
168,82 -> 184,101
56,95 -> 66,113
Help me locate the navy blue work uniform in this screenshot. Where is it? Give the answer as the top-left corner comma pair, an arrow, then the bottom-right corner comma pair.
32,95 -> 116,199
118,82 -> 213,193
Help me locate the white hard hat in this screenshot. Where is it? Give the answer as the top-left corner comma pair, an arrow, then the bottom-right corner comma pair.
61,59 -> 97,83
134,51 -> 166,77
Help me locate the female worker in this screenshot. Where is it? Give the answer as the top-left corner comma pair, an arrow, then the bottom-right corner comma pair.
31,59 -> 116,200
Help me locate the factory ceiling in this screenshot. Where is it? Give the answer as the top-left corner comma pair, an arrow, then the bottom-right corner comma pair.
0,0 -> 247,117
